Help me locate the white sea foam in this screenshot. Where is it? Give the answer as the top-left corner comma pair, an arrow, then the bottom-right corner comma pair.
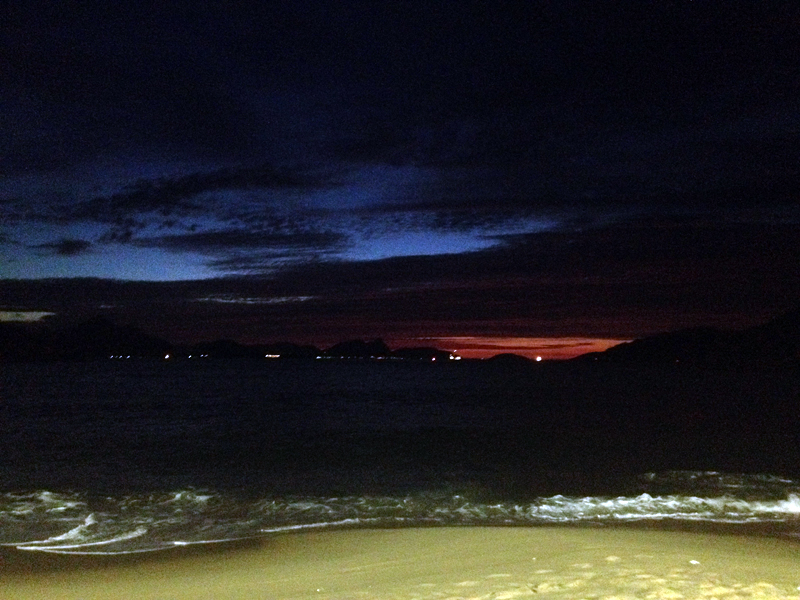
0,491 -> 86,517
16,526 -> 148,551
3,479 -> 800,555
260,517 -> 372,533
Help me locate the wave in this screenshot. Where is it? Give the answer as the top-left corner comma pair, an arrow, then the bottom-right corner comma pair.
2,472 -> 799,555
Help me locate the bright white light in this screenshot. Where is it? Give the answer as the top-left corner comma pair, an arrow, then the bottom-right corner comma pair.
536,356 -> 542,362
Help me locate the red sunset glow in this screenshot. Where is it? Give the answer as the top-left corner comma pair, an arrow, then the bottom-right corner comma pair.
390,337 -> 630,361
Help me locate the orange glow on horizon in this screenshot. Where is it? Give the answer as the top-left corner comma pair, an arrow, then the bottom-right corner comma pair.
392,336 -> 630,360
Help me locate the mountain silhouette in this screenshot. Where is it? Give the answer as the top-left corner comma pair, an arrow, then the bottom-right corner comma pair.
0,317 -> 172,361
577,307 -> 800,369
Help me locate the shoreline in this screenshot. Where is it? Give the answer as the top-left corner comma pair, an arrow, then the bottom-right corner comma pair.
3,526 -> 800,599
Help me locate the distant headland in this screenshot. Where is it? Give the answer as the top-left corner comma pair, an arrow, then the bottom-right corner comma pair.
574,306 -> 800,370
0,318 -> 461,363
1,307 -> 798,369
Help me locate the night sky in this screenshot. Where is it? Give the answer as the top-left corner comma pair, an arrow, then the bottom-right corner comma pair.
2,1 -> 799,358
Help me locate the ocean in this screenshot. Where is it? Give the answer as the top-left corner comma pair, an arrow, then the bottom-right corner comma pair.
1,359 -> 799,555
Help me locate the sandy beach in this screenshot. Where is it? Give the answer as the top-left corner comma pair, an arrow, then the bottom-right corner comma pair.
2,526 -> 799,599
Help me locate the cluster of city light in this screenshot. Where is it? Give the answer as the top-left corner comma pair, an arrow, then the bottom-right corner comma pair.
307,353 -> 462,361
109,354 -> 177,359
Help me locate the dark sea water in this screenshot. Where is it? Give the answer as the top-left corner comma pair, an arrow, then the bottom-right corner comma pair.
1,359 -> 799,554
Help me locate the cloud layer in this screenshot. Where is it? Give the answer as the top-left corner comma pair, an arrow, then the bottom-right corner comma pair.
2,1 -> 799,346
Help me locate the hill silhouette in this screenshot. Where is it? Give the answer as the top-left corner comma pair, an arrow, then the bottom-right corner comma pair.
577,306 -> 800,369
0,322 -> 452,362
0,317 -> 172,361
2,307 -> 799,368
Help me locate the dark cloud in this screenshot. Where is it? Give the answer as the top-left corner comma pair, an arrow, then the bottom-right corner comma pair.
2,1 -> 799,344
4,1 -> 798,228
33,239 -> 93,256
1,164 -> 334,247
130,228 -> 347,274
4,4 -> 273,168
321,3 -> 800,172
136,229 -> 345,254
6,1 -> 798,173
5,218 -> 797,343
76,165 -> 325,221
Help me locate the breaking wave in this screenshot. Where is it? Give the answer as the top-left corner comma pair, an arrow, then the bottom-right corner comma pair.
2,472 -> 799,555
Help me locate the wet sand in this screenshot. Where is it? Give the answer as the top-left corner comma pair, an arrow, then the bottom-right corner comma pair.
2,526 -> 800,599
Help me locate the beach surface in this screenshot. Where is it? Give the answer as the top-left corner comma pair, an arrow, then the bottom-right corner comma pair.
2,526 -> 800,599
